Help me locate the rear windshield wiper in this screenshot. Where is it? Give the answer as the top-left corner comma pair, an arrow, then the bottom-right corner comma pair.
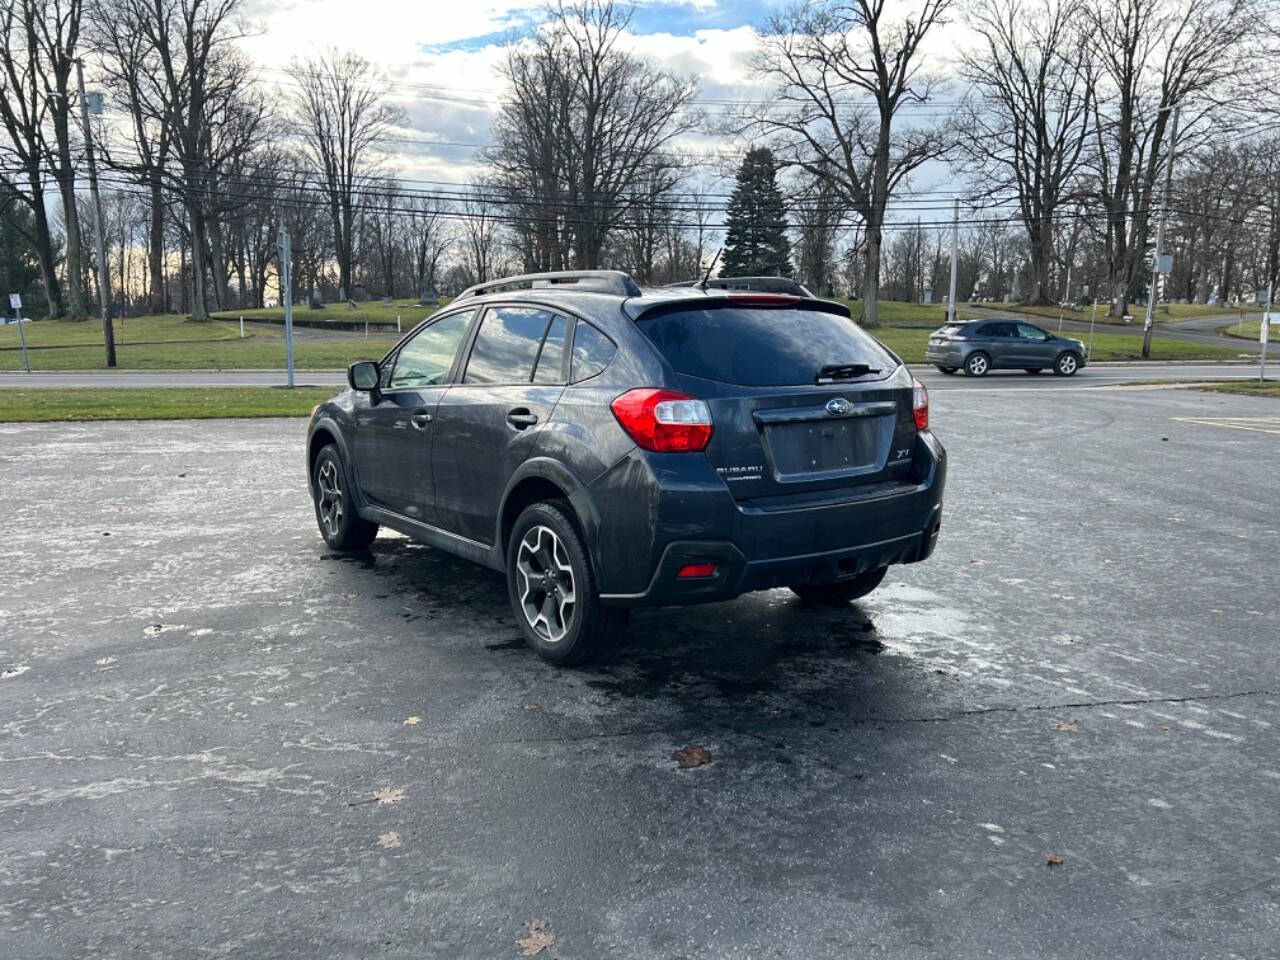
816,363 -> 880,383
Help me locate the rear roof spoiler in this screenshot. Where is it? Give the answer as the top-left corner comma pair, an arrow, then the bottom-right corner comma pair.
625,293 -> 851,322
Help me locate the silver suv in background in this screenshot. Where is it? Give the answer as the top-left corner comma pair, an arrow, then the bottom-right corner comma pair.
924,319 -> 1087,377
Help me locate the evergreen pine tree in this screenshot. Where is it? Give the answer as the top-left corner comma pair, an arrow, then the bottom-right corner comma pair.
721,147 -> 793,278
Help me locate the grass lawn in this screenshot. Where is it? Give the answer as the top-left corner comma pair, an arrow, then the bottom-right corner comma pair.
983,301 -> 1261,326
212,299 -> 449,325
0,315 -> 398,371
1188,380 -> 1280,398
867,326 -> 1252,364
1220,319 -> 1273,341
0,387 -> 337,422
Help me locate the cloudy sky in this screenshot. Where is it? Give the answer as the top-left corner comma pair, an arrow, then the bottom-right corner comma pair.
234,0 -> 968,223
239,1 -> 780,183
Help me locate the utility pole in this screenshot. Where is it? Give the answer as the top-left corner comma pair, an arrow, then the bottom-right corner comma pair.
1142,104 -> 1181,359
947,198 -> 959,323
77,60 -> 115,368
278,229 -> 295,388
1261,283 -> 1272,385
1058,265 -> 1071,332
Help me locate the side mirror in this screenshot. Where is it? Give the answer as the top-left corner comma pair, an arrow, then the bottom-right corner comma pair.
347,360 -> 380,392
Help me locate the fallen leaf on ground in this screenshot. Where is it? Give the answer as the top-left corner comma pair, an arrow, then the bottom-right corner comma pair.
378,832 -> 402,849
2,665 -> 29,678
1193,684 -> 1210,690
177,472 -> 187,478
760,705 -> 782,716
403,716 -> 422,726
372,787 -> 405,805
95,657 -> 116,666
1044,853 -> 1064,866
1158,724 -> 1171,731
672,745 -> 712,769
775,660 -> 794,671
515,917 -> 555,956
968,558 -> 984,565
523,703 -> 537,711
1054,721 -> 1077,732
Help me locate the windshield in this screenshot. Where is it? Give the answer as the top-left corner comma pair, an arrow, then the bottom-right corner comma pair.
636,307 -> 897,387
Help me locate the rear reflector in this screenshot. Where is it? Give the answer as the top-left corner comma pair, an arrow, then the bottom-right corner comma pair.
611,388 -> 713,452
677,562 -> 717,579
913,377 -> 929,430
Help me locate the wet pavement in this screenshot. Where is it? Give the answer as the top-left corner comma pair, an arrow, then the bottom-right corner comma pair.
2,387 -> 1278,959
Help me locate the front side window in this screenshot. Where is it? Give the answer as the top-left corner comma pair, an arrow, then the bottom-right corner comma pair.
464,306 -> 555,384
387,310 -> 475,388
1017,323 -> 1048,340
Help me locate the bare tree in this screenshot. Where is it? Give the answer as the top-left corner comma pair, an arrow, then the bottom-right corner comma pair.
0,1 -> 64,315
405,194 -> 451,300
752,0 -> 951,326
458,184 -> 504,285
288,50 -> 401,301
957,0 -> 1092,304
489,1 -> 698,270
1085,0 -> 1250,318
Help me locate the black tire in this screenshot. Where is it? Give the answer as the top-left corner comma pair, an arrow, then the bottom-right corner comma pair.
935,365 -> 959,375
1053,351 -> 1081,377
311,445 -> 378,551
506,500 -> 624,666
789,566 -> 889,605
1024,368 -> 1043,374
964,352 -> 991,377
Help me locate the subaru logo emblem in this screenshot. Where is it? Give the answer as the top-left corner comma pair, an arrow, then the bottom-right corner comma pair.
825,397 -> 851,416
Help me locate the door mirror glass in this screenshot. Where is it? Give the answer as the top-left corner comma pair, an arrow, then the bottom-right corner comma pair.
348,360 -> 380,391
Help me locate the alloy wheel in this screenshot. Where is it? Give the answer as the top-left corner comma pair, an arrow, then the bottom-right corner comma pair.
515,524 -> 577,643
316,459 -> 343,536
1059,354 -> 1078,375
968,355 -> 988,376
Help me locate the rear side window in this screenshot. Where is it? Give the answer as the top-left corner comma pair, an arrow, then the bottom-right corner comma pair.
939,324 -> 969,338
978,322 -> 1015,338
532,315 -> 569,384
636,307 -> 895,387
465,306 -> 554,384
570,322 -> 616,382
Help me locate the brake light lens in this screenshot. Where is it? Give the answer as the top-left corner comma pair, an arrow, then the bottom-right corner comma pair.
677,562 -> 717,579
912,377 -> 929,430
610,388 -> 713,452
726,293 -> 801,307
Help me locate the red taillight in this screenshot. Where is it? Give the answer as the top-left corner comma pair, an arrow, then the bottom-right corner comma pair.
677,562 -> 717,579
610,388 -> 713,452
726,293 -> 800,306
912,377 -> 929,430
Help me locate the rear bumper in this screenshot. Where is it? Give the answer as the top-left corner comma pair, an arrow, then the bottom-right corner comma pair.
593,430 -> 946,606
924,344 -> 964,366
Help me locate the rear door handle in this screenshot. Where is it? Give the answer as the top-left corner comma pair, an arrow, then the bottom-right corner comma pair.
507,409 -> 539,429
411,407 -> 432,429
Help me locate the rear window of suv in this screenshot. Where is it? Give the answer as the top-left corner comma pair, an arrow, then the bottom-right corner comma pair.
636,307 -> 896,387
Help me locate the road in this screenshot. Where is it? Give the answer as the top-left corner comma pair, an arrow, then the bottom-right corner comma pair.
0,360 -> 1273,392
2,386 -> 1278,959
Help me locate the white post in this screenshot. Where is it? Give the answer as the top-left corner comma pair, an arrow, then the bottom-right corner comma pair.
364,319 -> 369,339
1144,104 -> 1180,358
1059,266 -> 1071,332
279,230 -> 294,388
397,314 -> 401,333
239,315 -> 244,339
11,296 -> 30,373
947,198 -> 959,323
1088,298 -> 1098,359
1261,284 -> 1272,385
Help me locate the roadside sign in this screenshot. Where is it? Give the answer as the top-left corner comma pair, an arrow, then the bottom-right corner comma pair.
8,293 -> 20,310
1157,254 -> 1173,274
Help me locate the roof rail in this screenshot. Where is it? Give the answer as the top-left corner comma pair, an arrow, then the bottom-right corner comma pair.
456,270 -> 641,300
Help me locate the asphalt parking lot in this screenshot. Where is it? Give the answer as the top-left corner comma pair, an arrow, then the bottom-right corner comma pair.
2,385 -> 1278,959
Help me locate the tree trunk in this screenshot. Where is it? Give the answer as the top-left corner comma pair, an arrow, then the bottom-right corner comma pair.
27,183 -> 65,318
146,180 -> 165,313
187,200 -> 211,322
862,226 -> 882,327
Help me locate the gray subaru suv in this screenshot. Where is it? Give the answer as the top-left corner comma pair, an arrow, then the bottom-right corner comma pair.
307,270 -> 946,665
925,319 -> 1087,376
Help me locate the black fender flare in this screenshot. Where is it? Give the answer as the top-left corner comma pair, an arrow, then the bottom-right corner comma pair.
307,418 -> 362,505
495,457 -> 603,572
